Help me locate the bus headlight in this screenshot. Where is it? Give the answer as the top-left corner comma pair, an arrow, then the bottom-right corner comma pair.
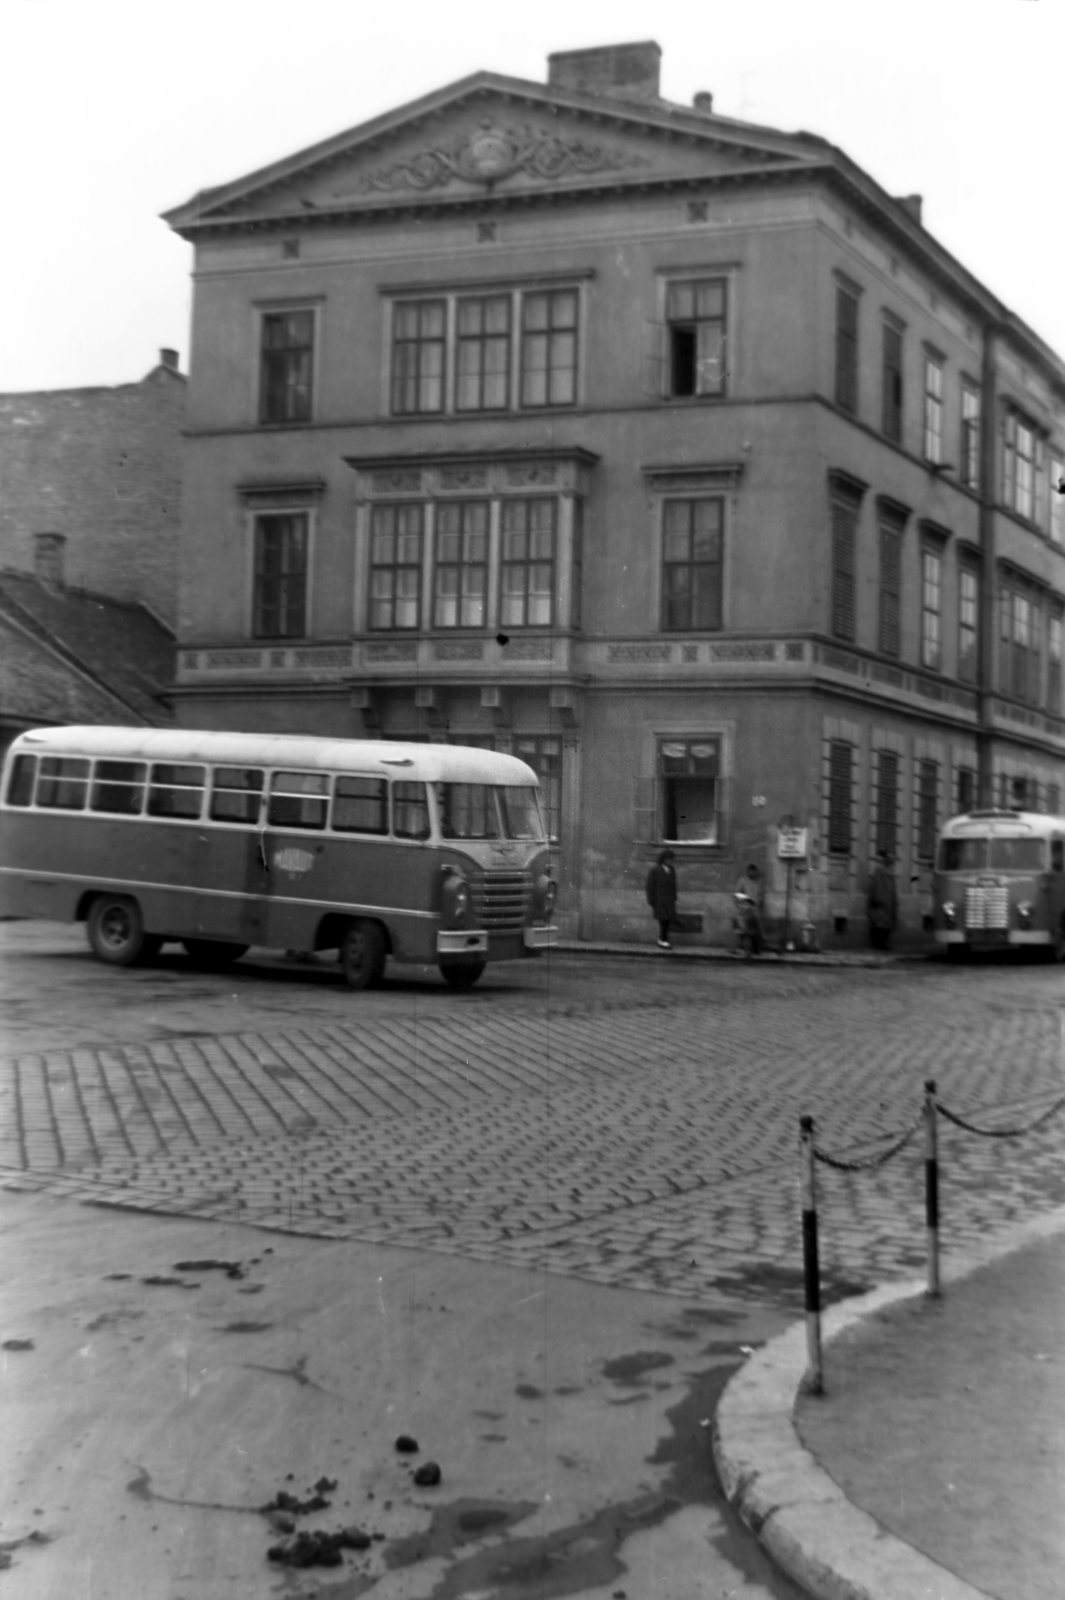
941,901 -> 956,927
533,874 -> 557,921
1016,901 -> 1034,928
440,870 -> 470,926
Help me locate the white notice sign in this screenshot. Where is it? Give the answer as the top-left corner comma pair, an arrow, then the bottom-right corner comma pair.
777,827 -> 808,859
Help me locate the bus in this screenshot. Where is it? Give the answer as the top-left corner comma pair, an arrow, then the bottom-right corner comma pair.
0,726 -> 558,989
932,809 -> 1065,962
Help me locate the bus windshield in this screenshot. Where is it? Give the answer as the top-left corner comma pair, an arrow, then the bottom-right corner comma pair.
938,836 -> 1046,872
437,784 -> 544,842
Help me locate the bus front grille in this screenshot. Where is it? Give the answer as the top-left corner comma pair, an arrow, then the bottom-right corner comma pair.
965,885 -> 1009,929
472,871 -> 530,930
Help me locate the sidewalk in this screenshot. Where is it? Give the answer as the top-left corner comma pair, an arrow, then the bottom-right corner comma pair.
715,1207 -> 1065,1600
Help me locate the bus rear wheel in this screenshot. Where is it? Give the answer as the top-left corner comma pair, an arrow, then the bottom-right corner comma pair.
340,920 -> 386,991
87,895 -> 156,966
183,939 -> 249,970
439,959 -> 486,990
1049,919 -> 1065,964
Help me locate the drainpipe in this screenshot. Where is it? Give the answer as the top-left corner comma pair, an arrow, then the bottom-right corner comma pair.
976,321 -> 1000,808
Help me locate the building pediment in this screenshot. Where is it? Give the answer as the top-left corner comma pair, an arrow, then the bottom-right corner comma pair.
164,73 -> 819,237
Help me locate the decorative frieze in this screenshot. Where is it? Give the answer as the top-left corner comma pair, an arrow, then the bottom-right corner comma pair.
439,466 -> 488,490
372,470 -> 422,493
292,647 -> 351,668
364,641 -> 418,662
204,649 -> 263,670
706,641 -> 776,662
334,123 -> 648,196
607,644 -> 672,663
505,463 -> 557,486
504,639 -> 554,661
434,641 -> 484,661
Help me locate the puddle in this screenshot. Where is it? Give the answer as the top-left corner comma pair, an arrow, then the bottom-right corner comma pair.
600,1350 -> 674,1387
708,1262 -> 871,1307
385,1499 -> 539,1569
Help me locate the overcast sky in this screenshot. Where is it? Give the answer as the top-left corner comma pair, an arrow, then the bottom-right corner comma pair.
3,0 -> 1062,392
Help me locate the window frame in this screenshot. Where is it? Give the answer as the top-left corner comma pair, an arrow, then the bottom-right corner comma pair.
874,748 -> 900,860
432,499 -> 490,629
881,318 -> 904,444
834,280 -> 860,414
258,307 -> 315,426
390,297 -> 447,416
958,560 -> 979,684
252,510 -> 309,641
660,495 -> 725,633
916,758 -> 939,863
656,736 -> 723,846
827,739 -> 855,857
920,541 -> 943,672
664,277 -> 728,400
455,293 -> 512,413
512,735 -> 562,844
369,502 -> 424,631
500,497 -> 557,629
960,379 -> 981,489
519,287 -> 579,410
922,351 -> 944,464
878,509 -> 904,658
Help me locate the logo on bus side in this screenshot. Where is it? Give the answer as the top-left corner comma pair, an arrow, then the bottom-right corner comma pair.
273,847 -> 315,877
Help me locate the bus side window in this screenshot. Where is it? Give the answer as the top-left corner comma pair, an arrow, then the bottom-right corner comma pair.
90,761 -> 147,815
268,771 -> 329,830
332,776 -> 388,835
210,767 -> 264,824
148,763 -> 206,818
36,757 -> 90,810
5,754 -> 37,806
1053,840 -> 1064,873
393,781 -> 430,840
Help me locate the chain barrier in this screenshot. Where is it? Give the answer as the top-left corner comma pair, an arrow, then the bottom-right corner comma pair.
811,1106 -> 924,1173
936,1092 -> 1065,1140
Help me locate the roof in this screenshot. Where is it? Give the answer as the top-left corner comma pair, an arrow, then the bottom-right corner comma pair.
0,571 -> 174,728
7,725 -> 539,785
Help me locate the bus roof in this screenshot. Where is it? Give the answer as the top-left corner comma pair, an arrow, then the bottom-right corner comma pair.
941,809 -> 1065,838
8,725 -> 540,787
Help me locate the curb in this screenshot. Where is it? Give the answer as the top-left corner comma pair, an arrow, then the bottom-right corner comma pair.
712,1206 -> 1065,1600
553,940 -> 927,969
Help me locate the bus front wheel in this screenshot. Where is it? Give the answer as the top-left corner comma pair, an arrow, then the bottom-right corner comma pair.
439,959 -> 486,990
87,895 -> 156,966
340,920 -> 386,991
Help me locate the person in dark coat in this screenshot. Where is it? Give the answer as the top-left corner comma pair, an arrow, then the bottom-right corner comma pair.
646,849 -> 678,948
867,851 -> 898,950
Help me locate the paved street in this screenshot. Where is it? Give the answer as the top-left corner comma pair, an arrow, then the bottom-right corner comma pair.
3,924 -> 1063,1304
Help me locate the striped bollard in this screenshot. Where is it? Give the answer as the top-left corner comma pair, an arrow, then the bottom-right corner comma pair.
925,1079 -> 940,1297
799,1115 -> 823,1395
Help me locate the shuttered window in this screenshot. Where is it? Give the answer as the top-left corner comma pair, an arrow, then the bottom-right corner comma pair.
917,760 -> 939,862
827,740 -> 854,856
835,286 -> 859,413
878,517 -> 902,657
831,496 -> 857,641
882,323 -> 903,443
875,750 -> 899,859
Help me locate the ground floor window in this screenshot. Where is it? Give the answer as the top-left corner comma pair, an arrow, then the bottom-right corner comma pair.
956,765 -> 976,814
827,740 -> 855,856
874,749 -> 899,859
513,735 -> 562,843
916,759 -> 939,862
658,738 -> 721,843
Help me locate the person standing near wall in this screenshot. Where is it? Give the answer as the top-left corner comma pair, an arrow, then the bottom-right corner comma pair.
646,849 -> 677,949
867,851 -> 898,950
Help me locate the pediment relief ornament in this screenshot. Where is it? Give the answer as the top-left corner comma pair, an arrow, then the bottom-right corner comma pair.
332,121 -> 649,196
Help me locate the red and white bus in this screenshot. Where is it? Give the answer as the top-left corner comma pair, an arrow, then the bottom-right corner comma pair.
932,809 -> 1065,961
0,726 -> 557,989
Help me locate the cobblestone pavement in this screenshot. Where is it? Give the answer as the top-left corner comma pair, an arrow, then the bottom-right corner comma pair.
2,948 -> 1062,1304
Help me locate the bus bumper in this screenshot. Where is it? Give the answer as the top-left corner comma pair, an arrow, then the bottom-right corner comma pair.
436,929 -> 488,955
524,925 -> 558,950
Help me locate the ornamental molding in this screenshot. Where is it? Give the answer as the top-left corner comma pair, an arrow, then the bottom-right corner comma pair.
332,122 -> 649,196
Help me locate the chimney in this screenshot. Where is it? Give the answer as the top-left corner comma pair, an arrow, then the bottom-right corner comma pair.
692,91 -> 714,113
897,195 -> 923,225
159,347 -> 180,371
34,532 -> 66,588
547,41 -> 662,104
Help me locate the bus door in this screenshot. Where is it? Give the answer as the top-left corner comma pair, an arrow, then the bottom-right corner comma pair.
258,770 -> 336,947
193,765 -> 271,944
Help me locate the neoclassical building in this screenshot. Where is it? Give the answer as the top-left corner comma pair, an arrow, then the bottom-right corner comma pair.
164,41 -> 1065,946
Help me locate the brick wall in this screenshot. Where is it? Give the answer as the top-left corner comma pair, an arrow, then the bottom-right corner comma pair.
0,363 -> 185,627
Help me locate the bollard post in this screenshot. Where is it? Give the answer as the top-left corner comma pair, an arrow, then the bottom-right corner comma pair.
924,1078 -> 940,1298
799,1115 -> 823,1394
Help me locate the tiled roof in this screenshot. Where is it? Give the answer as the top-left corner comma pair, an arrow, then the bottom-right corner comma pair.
0,571 -> 174,727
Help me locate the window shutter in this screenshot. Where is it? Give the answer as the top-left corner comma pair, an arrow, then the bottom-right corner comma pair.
831,498 -> 857,640
879,523 -> 901,656
827,740 -> 854,855
835,288 -> 858,413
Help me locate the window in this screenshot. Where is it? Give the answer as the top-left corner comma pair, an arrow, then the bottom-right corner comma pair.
392,780 -> 430,840
520,289 -> 578,408
1049,787 -> 1062,819
1049,609 -> 1063,715
253,513 -> 307,640
666,279 -> 727,398
658,738 -> 721,844
501,499 -> 555,627
875,749 -> 900,859
259,310 -> 313,425
881,321 -> 903,443
5,754 -> 36,806
456,295 -> 511,411
514,735 -> 562,843
922,354 -> 943,463
35,757 -> 90,810
434,501 -> 488,628
1003,411 -> 1039,519
960,381 -> 981,489
90,760 -> 147,815
878,510 -> 904,657
834,283 -> 859,413
268,771 -> 329,830
370,504 -> 423,630
147,763 -> 206,819
830,491 -> 858,642
661,498 -> 724,631
1051,458 -> 1064,545
916,759 -> 939,862
571,498 -> 584,632
331,776 -> 388,835
1000,580 -> 1042,703
920,546 -> 942,670
391,299 -> 446,415
958,564 -> 979,683
956,765 -> 976,813
827,740 -> 854,856
438,784 -> 502,840
210,767 -> 264,825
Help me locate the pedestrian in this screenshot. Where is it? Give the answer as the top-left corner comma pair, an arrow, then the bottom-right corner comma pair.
645,848 -> 677,948
733,862 -> 765,954
867,850 -> 898,950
